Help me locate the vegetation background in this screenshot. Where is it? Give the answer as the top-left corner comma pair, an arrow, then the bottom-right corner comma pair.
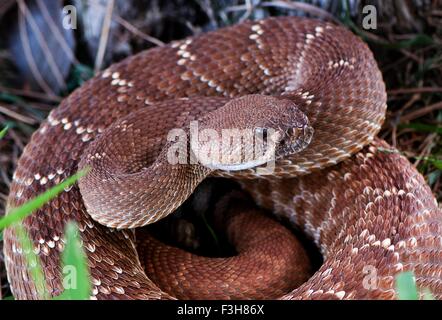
0,0 -> 441,299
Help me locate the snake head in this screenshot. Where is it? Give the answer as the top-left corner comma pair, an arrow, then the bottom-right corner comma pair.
192,94 -> 314,171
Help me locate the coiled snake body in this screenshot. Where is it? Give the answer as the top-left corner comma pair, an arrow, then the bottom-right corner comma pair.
4,17 -> 442,300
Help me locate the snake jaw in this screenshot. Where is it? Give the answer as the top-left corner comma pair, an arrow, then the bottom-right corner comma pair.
190,127 -> 283,172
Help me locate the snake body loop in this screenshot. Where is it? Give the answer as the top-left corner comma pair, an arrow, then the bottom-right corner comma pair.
4,17 -> 442,300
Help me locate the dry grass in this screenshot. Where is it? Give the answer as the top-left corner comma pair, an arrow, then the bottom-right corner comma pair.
0,0 -> 441,298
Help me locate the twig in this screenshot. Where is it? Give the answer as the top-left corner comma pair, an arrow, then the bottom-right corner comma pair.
0,0 -> 14,17
0,167 -> 11,188
388,87 -> 442,95
18,0 -> 67,90
239,0 -> 255,23
0,105 -> 38,125
399,49 -> 422,64
414,134 -> 438,168
196,0 -> 219,28
17,0 -> 54,96
115,16 -> 165,47
398,93 -> 421,114
0,85 -> 62,102
86,0 -> 165,47
386,93 -> 420,145
3,125 -> 24,151
261,1 -> 340,23
391,124 -> 397,148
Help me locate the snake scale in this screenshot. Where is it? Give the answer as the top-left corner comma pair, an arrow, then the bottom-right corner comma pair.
4,16 -> 442,300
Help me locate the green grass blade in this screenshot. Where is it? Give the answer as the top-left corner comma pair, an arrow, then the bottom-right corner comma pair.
54,222 -> 91,300
428,159 -> 442,171
0,168 -> 89,230
415,156 -> 442,170
0,125 -> 8,139
14,223 -> 49,299
396,271 -> 419,300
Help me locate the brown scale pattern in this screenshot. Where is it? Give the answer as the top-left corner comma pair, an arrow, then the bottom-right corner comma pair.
241,139 -> 442,299
137,193 -> 312,300
3,16 -> 440,300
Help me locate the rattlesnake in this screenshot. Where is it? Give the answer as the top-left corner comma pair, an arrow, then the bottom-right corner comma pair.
4,16 -> 442,300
